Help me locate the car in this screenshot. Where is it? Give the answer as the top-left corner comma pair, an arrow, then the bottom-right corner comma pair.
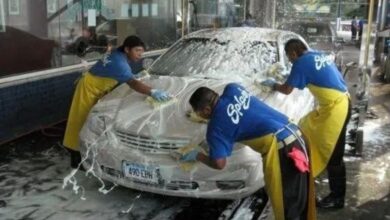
331,20 -> 353,43
278,20 -> 344,70
79,27 -> 314,199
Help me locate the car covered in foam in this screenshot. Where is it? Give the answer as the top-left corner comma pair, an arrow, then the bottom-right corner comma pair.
79,27 -> 314,199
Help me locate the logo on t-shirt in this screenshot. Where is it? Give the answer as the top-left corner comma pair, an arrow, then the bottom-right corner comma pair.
227,88 -> 251,124
101,53 -> 112,67
314,54 -> 332,70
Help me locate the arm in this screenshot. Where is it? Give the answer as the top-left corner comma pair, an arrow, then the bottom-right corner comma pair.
274,82 -> 294,95
126,78 -> 152,95
197,152 -> 226,170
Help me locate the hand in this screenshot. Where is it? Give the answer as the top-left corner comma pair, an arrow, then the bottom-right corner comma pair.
260,78 -> 276,88
150,89 -> 171,102
180,149 -> 199,162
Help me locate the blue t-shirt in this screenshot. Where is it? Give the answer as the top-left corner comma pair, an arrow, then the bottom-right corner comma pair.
206,83 -> 291,160
89,49 -> 135,83
286,51 -> 347,92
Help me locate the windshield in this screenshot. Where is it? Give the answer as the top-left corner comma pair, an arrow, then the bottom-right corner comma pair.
149,38 -> 278,79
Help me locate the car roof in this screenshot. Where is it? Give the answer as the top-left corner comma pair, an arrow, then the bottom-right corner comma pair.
185,27 -> 294,43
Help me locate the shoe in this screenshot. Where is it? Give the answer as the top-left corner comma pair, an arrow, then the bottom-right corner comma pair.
316,193 -> 345,209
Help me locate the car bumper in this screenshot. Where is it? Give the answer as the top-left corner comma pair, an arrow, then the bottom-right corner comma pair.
79,131 -> 264,200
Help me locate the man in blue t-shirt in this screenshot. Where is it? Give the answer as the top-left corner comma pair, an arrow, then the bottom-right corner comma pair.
180,83 -> 314,220
358,19 -> 364,41
261,39 -> 351,210
64,35 -> 171,169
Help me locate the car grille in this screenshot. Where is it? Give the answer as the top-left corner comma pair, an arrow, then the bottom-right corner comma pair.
115,130 -> 190,154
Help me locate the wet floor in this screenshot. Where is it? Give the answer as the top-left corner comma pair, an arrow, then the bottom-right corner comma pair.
316,45 -> 390,220
0,127 -> 263,220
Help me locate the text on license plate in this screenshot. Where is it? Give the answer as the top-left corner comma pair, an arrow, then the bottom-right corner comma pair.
122,162 -> 159,184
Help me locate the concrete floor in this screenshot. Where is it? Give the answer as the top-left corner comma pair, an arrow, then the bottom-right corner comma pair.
0,45 -> 389,220
316,45 -> 390,220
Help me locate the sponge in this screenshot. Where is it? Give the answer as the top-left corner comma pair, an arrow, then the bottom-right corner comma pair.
170,144 -> 205,172
145,96 -> 177,109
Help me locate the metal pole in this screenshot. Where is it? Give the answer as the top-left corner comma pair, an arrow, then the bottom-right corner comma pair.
181,0 -> 187,37
272,0 -> 276,28
336,0 -> 341,31
380,0 -> 388,30
364,0 -> 375,67
338,0 -> 341,17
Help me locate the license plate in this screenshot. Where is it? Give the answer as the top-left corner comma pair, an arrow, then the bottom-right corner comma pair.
122,162 -> 159,184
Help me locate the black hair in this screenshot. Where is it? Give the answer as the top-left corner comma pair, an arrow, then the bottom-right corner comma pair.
284,39 -> 308,57
189,87 -> 218,111
118,35 -> 145,52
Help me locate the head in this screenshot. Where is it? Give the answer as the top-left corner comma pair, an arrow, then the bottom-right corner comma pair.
118,35 -> 145,62
82,27 -> 96,39
189,87 -> 219,119
284,39 -> 308,63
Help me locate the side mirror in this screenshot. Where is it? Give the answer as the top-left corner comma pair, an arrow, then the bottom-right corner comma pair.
143,58 -> 154,70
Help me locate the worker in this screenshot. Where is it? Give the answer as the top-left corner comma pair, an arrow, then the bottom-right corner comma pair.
261,39 -> 351,209
63,35 -> 171,169
181,83 -> 316,220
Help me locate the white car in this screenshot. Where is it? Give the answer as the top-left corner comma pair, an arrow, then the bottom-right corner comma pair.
331,20 -> 352,43
79,27 -> 314,199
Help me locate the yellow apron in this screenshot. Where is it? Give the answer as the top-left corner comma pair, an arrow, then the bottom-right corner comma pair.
242,134 -> 316,220
299,84 -> 349,177
63,72 -> 118,151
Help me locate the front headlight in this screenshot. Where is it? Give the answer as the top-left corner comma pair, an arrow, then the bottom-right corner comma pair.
88,114 -> 106,134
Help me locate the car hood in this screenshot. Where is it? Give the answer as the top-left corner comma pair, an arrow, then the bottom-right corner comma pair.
92,76 -> 252,144
91,75 -> 313,145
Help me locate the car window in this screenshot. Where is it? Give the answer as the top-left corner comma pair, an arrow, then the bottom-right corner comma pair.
150,38 -> 278,78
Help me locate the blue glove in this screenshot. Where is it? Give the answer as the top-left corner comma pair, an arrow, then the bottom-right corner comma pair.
260,78 -> 276,88
180,149 -> 199,162
150,89 -> 171,102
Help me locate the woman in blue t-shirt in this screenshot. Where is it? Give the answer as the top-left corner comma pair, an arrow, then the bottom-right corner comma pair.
64,35 -> 170,169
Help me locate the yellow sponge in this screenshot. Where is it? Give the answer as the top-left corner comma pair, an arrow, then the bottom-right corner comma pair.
170,143 -> 206,172
145,96 -> 177,109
